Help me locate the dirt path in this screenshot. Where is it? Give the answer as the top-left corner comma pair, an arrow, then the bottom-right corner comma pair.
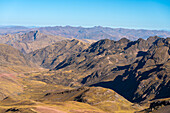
35,106 -> 67,113
0,73 -> 17,79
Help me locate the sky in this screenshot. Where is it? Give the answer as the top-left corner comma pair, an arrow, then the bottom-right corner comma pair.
0,0 -> 170,30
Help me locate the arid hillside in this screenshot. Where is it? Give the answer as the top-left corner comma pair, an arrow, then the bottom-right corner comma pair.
29,36 -> 169,104
0,30 -> 67,54
27,39 -> 89,69
0,44 -> 36,73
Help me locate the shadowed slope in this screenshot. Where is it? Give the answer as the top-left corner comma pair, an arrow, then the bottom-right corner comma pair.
91,38 -> 170,103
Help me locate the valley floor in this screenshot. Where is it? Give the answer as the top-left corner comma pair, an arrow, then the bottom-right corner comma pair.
0,72 -> 145,113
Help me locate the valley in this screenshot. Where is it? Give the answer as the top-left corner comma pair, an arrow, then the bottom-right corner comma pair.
0,27 -> 169,113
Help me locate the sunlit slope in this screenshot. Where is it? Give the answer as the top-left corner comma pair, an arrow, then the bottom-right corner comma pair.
0,44 -> 37,73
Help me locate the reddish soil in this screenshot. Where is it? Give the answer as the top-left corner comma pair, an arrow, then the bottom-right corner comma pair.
0,73 -> 17,79
69,110 -> 104,113
35,106 -> 67,113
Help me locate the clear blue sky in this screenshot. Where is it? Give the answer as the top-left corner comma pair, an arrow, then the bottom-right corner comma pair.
0,0 -> 169,30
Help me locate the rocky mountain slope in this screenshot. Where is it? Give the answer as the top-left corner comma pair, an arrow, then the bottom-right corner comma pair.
27,39 -> 89,69
29,36 -> 169,104
51,36 -> 159,81
91,38 -> 170,103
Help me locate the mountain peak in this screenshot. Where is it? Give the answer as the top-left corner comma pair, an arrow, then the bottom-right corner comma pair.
147,36 -> 160,41
118,38 -> 130,43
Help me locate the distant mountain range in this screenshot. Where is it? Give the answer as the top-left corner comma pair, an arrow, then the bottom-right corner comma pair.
0,26 -> 170,41
0,25 -> 170,54
37,26 -> 170,40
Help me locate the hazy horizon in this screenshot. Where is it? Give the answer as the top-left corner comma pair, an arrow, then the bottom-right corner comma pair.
0,0 -> 169,30
0,24 -> 170,31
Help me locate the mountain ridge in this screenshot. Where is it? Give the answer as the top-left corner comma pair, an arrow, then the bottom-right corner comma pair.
29,36 -> 169,103
0,26 -> 170,41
